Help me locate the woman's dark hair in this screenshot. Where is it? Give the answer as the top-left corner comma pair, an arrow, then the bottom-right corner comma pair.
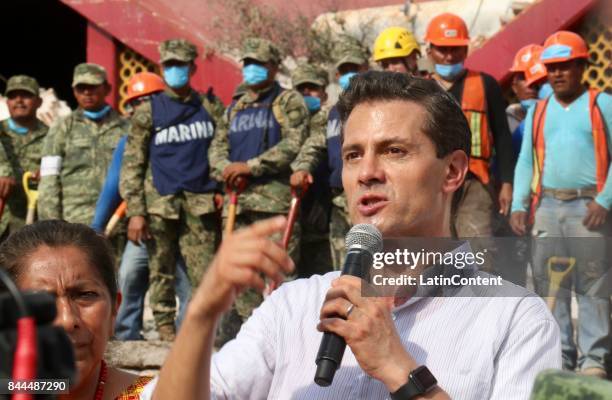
0,220 -> 117,305
337,71 -> 471,159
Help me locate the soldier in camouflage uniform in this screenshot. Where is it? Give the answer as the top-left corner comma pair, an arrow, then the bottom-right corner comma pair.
0,75 -> 48,239
120,39 -> 225,340
291,37 -> 369,270
38,63 -> 128,233
530,369 -> 612,399
289,64 -> 333,277
209,37 -> 309,345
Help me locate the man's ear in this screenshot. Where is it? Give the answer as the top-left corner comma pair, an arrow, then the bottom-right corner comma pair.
321,90 -> 328,104
103,83 -> 112,97
267,62 -> 279,79
190,62 -> 198,76
114,292 -> 122,316
34,96 -> 43,110
443,149 -> 469,195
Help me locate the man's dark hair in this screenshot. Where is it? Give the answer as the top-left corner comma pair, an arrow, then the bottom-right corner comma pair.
337,71 -> 471,159
0,220 -> 118,306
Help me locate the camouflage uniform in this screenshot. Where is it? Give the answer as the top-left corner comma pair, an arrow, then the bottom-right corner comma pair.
530,369 -> 612,399
38,64 -> 129,232
291,39 -> 368,270
210,38 -> 309,345
290,64 -> 333,277
0,75 -> 48,237
119,39 -> 225,330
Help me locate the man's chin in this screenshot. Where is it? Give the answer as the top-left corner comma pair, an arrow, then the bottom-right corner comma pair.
350,214 -> 392,236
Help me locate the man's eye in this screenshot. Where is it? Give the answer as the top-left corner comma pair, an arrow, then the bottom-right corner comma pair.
344,152 -> 360,161
386,147 -> 405,155
78,291 -> 99,299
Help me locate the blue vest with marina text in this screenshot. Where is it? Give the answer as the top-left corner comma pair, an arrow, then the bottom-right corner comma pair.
326,106 -> 343,189
150,92 -> 217,195
228,83 -> 283,162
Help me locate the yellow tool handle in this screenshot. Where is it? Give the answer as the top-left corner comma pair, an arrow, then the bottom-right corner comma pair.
104,201 -> 128,237
225,203 -> 237,236
22,172 -> 38,225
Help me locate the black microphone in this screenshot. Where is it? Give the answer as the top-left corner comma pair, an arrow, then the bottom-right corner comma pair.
314,223 -> 383,387
0,291 -> 57,328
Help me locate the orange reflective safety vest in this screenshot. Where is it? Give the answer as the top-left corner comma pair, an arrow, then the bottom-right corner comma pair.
528,89 -> 609,224
461,71 -> 492,185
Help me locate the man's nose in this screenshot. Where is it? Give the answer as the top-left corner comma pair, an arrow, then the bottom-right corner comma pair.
358,151 -> 385,186
54,297 -> 81,333
442,50 -> 454,63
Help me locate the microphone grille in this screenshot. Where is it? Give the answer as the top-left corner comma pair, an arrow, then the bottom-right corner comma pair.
345,224 -> 383,254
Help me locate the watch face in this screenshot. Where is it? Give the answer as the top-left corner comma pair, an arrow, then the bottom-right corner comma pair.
413,366 -> 437,390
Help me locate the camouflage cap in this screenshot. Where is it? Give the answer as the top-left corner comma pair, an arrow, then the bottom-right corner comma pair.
241,37 -> 281,64
159,39 -> 198,63
5,75 -> 40,96
291,64 -> 329,88
72,63 -> 107,87
332,35 -> 368,69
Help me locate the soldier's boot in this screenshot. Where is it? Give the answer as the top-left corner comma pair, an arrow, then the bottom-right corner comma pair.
158,324 -> 176,341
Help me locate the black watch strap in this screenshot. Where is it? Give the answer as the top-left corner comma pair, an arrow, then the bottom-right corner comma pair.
390,366 -> 437,400
390,379 -> 422,400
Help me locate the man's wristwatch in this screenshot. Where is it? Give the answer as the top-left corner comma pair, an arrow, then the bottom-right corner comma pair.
390,365 -> 438,400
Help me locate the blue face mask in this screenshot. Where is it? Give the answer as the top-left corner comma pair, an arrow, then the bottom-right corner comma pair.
242,64 -> 269,86
163,65 -> 191,89
520,99 -> 537,110
83,105 -> 111,121
7,118 -> 28,135
538,83 -> 553,99
338,72 -> 357,91
303,96 -> 321,112
435,62 -> 465,80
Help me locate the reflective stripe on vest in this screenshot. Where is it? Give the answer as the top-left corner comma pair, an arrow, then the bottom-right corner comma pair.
228,84 -> 282,162
461,71 -> 492,184
150,92 -> 217,195
326,106 -> 343,189
528,89 -> 609,224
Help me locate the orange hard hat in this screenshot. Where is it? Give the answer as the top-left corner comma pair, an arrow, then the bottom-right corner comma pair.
125,72 -> 165,104
525,48 -> 548,87
425,13 -> 470,47
540,31 -> 589,64
510,44 -> 543,73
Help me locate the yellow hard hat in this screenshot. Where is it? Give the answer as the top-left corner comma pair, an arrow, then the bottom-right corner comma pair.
373,27 -> 420,62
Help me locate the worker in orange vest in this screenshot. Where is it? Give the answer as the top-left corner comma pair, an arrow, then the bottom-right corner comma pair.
511,31 -> 612,377
425,13 -> 514,237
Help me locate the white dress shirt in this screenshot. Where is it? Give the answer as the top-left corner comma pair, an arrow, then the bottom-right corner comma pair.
141,268 -> 561,400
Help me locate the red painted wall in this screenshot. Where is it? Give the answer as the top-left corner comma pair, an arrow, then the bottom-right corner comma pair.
86,23 -> 118,107
63,0 -> 244,104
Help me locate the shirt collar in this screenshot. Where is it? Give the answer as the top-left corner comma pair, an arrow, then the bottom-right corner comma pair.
242,81 -> 280,103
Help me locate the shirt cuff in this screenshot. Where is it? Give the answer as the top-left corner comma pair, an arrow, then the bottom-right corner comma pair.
125,199 -> 147,218
247,158 -> 264,177
594,195 -> 610,211
291,160 -> 313,173
511,198 -> 529,213
0,166 -> 13,178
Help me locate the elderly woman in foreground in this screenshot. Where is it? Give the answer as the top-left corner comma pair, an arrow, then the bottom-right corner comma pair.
0,220 -> 152,399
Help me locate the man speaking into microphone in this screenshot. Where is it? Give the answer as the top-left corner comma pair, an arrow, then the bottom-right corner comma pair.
142,72 -> 560,399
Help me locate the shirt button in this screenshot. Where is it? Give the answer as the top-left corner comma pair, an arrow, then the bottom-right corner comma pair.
391,313 -> 397,321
